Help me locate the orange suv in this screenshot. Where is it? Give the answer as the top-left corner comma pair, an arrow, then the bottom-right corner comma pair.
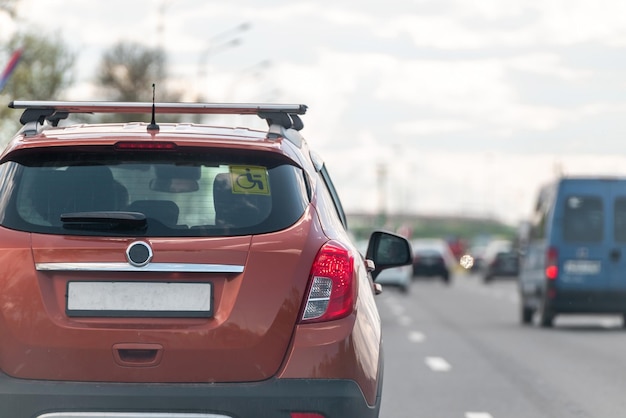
0,100 -> 412,418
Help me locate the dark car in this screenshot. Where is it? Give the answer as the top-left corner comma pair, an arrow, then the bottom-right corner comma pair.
0,99 -> 412,417
411,238 -> 456,284
482,240 -> 519,283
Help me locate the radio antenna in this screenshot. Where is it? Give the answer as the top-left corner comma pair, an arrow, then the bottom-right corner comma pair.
147,83 -> 160,132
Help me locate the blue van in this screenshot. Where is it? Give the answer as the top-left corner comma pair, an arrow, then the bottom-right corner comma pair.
518,176 -> 626,327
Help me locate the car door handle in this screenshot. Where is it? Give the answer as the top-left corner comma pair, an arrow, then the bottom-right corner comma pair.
610,249 -> 621,262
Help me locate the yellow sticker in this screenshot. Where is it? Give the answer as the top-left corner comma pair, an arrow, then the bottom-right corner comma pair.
229,166 -> 270,195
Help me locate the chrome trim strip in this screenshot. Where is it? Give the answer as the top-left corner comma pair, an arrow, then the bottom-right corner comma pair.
36,262 -> 244,273
38,413 -> 231,418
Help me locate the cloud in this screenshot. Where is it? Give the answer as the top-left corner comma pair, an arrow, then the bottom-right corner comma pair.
393,119 -> 472,135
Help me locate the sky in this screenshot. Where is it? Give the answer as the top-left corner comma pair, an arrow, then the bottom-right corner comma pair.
3,0 -> 626,226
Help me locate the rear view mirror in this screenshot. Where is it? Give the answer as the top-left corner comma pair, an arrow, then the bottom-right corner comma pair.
150,165 -> 201,193
150,178 -> 199,193
366,231 -> 413,280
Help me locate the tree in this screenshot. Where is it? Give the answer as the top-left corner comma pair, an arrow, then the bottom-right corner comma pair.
0,31 -> 75,144
96,42 -> 168,103
95,42 -> 191,123
0,0 -> 18,17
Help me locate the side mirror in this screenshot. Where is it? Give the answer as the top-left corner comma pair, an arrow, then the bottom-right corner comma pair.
365,230 -> 413,281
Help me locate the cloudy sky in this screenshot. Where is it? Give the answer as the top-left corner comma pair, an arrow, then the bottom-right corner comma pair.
4,0 -> 626,226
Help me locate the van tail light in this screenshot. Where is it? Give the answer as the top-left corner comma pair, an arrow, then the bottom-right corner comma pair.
545,246 -> 558,280
300,240 -> 356,323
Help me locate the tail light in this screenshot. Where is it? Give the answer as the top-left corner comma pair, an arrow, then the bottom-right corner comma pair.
545,246 -> 558,280
300,240 -> 356,323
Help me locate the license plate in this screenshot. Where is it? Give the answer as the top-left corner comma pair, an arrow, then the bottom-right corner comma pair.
67,281 -> 213,317
563,260 -> 601,275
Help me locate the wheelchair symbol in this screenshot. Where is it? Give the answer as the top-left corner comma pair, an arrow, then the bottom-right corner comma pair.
235,168 -> 267,194
235,168 -> 265,191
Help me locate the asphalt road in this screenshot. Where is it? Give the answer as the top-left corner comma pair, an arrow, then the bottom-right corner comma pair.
376,271 -> 626,418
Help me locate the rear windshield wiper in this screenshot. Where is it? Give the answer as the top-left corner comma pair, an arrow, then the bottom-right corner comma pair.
61,211 -> 147,231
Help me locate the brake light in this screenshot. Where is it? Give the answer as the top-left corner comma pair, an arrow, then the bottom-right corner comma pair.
300,241 -> 356,323
291,413 -> 325,418
115,141 -> 177,150
545,246 -> 558,280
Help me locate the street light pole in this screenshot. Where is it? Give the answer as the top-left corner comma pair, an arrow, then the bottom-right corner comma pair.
225,60 -> 272,102
197,22 -> 251,102
377,163 -> 388,227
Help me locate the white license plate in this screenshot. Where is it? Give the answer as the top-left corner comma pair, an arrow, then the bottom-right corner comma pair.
67,281 -> 213,317
563,260 -> 601,275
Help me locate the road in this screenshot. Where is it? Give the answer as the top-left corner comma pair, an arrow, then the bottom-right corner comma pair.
377,272 -> 626,418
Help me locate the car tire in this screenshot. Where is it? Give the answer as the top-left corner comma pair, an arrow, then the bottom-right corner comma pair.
520,300 -> 534,325
538,296 -> 555,328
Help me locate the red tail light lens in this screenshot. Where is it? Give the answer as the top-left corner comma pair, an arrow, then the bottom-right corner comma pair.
545,246 -> 558,280
300,241 -> 356,323
291,413 -> 325,418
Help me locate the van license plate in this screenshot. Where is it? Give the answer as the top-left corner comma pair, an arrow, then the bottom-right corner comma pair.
67,281 -> 213,317
563,260 -> 601,275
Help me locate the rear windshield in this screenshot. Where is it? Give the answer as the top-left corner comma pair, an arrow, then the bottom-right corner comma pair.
562,195 -> 603,243
0,148 -> 309,237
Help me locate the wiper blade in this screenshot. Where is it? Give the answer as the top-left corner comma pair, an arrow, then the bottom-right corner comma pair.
61,211 -> 147,231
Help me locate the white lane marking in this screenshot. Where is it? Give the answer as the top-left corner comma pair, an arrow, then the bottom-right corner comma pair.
425,356 -> 451,372
408,331 -> 426,342
466,413 -> 493,418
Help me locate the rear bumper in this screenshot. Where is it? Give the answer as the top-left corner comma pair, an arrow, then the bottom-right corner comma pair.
0,372 -> 380,418
485,268 -> 518,278
549,289 -> 626,314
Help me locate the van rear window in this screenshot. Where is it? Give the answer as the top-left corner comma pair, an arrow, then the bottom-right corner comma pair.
563,195 -> 603,243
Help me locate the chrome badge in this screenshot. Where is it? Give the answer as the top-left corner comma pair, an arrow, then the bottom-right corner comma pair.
126,241 -> 153,267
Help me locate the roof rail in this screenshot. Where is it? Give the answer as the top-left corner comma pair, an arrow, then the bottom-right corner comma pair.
8,100 -> 308,131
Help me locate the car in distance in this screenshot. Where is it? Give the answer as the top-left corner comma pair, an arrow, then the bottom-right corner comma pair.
372,264 -> 413,293
0,100 -> 412,417
411,238 -> 456,284
482,239 -> 519,283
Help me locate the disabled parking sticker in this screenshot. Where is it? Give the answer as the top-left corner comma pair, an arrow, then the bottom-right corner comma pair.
229,166 -> 270,195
